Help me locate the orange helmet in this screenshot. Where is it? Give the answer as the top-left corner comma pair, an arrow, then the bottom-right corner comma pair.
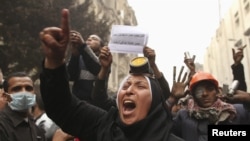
189,71 -> 218,92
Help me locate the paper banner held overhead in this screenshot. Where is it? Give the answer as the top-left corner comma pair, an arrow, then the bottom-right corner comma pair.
108,25 -> 148,54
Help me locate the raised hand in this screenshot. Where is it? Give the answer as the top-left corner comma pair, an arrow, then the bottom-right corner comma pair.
184,53 -> 196,74
143,46 -> 163,79
40,9 -> 70,69
220,90 -> 250,104
171,66 -> 189,99
232,46 -> 245,65
98,46 -> 112,80
183,53 -> 196,86
99,46 -> 112,69
70,30 -> 85,46
143,46 -> 156,67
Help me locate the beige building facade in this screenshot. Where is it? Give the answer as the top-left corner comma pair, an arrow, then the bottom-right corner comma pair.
204,0 -> 250,91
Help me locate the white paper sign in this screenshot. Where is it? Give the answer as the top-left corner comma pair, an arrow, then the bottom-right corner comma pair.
108,25 -> 148,54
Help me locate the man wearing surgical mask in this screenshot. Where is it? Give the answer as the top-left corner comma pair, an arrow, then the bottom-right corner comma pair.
0,72 -> 46,141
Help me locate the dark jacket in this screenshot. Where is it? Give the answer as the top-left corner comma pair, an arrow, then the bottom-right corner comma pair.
172,104 -> 250,141
40,64 -> 184,141
67,43 -> 101,101
231,63 -> 247,91
0,106 -> 46,141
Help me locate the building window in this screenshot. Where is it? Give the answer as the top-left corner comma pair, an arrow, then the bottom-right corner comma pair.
244,2 -> 250,14
234,12 -> 240,27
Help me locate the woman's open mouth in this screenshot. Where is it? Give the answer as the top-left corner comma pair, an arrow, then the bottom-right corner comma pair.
122,100 -> 136,115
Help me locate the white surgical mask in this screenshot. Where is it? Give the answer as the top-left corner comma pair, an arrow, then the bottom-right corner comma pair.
7,92 -> 36,111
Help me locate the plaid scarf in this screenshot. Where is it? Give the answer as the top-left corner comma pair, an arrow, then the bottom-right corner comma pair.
187,98 -> 236,124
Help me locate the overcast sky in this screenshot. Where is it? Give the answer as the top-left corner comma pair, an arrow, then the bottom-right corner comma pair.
127,0 -> 234,86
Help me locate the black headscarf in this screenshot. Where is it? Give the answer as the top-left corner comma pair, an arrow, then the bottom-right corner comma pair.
102,74 -> 174,141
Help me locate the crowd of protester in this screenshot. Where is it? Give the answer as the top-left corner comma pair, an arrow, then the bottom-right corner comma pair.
0,8 -> 250,141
